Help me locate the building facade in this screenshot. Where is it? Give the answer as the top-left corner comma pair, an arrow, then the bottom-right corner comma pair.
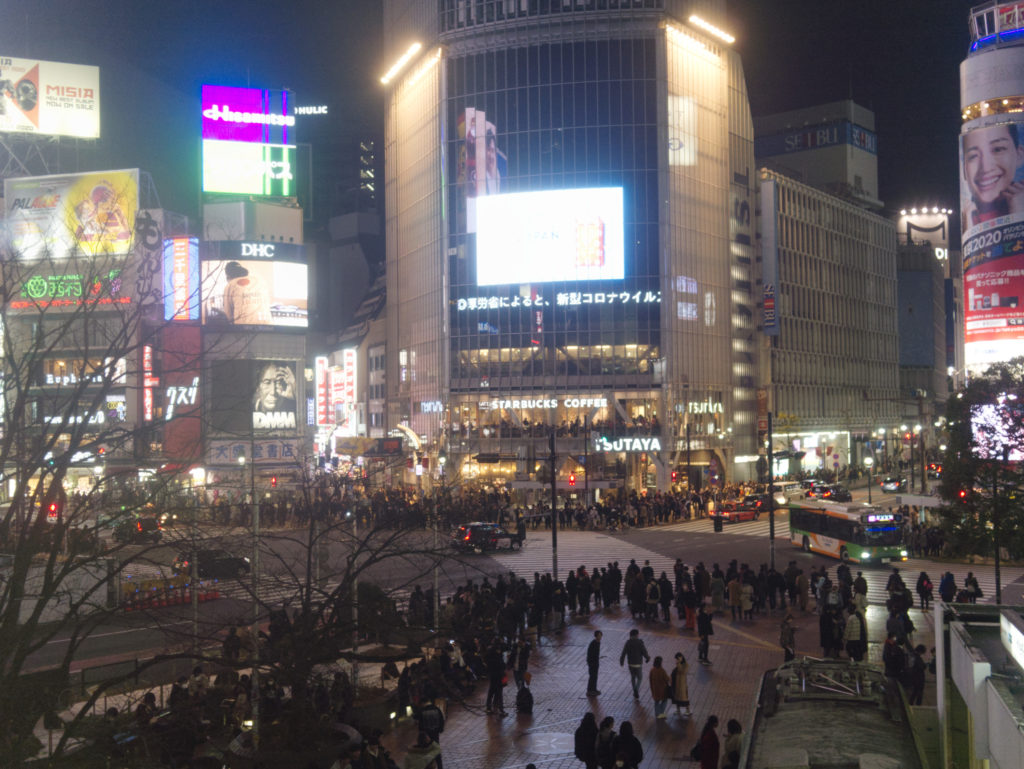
383,0 -> 758,493
757,169 -> 902,476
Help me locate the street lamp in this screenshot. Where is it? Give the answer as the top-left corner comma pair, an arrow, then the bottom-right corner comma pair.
864,456 -> 874,504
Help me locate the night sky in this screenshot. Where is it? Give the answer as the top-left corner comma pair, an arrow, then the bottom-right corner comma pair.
1,0 -> 976,220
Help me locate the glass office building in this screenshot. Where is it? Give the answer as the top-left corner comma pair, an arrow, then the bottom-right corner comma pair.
383,1 -> 758,493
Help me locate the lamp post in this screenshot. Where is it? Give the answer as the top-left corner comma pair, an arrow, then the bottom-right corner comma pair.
239,452 -> 260,749
864,456 -> 873,505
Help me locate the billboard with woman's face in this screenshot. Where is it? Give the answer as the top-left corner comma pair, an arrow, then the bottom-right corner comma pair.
960,119 -> 1024,371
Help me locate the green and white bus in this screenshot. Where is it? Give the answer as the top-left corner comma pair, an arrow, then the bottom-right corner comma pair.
789,502 -> 907,564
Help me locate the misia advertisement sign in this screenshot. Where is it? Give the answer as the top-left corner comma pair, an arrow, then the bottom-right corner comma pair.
0,56 -> 100,138
959,118 -> 1024,370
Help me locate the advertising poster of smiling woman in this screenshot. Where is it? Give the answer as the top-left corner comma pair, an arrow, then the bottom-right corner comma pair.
959,119 -> 1024,371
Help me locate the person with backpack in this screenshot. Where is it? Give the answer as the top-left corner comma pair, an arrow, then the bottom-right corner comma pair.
573,712 -> 599,769
594,716 -> 617,769
619,629 -> 651,699
916,571 -> 934,610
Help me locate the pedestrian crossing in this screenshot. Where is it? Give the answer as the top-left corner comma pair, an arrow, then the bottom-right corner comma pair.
489,530 -> 680,584
487,529 -> 1024,610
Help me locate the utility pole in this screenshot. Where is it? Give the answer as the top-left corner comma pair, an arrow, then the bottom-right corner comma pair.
549,430 -> 558,581
768,411 -> 775,571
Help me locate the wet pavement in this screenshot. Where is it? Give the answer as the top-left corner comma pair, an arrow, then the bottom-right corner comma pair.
381,592 -> 934,769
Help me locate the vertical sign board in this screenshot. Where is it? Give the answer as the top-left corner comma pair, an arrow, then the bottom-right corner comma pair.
960,118 -> 1024,372
337,348 -> 358,436
142,345 -> 158,422
760,178 -> 780,337
314,355 -> 331,426
162,324 -> 202,461
162,237 -> 200,321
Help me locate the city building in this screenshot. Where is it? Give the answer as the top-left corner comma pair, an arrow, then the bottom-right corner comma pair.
381,0 -> 759,494
959,1 -> 1024,376
1,169 -> 189,497
756,167 -> 902,476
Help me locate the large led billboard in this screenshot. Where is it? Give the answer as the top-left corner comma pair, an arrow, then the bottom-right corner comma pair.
960,119 -> 1024,370
209,359 -> 298,434
475,187 -> 624,286
3,170 -> 138,260
0,56 -> 100,138
200,241 -> 307,328
201,84 -> 296,197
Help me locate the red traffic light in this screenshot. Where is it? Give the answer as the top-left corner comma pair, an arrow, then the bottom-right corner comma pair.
959,489 -> 968,499
671,471 -> 678,482
271,476 -> 278,488
569,473 -> 576,487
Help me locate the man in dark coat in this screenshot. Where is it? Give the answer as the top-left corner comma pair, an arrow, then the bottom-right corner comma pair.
586,630 -> 602,696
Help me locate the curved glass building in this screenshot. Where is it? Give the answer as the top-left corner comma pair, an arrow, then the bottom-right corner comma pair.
383,1 -> 757,493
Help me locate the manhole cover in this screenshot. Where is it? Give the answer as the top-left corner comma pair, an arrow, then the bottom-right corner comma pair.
521,732 -> 574,754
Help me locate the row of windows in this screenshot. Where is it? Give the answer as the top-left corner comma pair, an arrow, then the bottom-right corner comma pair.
440,2 -> 663,33
771,175 -> 893,247
447,39 -> 658,94
452,344 -> 659,380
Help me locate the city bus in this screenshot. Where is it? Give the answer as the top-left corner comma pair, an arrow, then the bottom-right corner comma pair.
789,502 -> 907,564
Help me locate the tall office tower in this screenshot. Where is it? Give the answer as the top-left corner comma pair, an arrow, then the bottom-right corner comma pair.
382,1 -> 758,494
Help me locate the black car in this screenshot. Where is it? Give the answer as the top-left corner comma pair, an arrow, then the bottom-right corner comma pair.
113,517 -> 163,544
172,549 -> 251,579
450,522 -> 523,553
826,485 -> 852,502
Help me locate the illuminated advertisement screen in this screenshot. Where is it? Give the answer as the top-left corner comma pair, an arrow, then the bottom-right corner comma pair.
201,85 -> 294,144
476,187 -> 624,285
0,56 -> 100,138
200,242 -> 307,328
960,119 -> 1024,370
201,84 -> 296,196
162,237 -> 199,321
3,170 -> 138,260
971,395 -> 1024,462
209,359 -> 299,434
202,140 -> 296,196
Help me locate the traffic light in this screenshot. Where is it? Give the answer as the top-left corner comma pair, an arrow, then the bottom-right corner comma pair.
958,488 -> 968,501
271,476 -> 278,488
671,471 -> 678,483
569,473 -> 576,487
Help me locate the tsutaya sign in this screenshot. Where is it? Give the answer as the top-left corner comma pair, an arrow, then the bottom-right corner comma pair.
593,436 -> 662,453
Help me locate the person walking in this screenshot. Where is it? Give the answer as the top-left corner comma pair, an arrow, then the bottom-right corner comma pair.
648,656 -> 671,719
484,641 -> 508,716
620,628 -> 651,699
573,712 -> 599,769
586,630 -> 602,696
916,571 -> 934,610
417,694 -> 446,769
697,604 -> 714,665
698,715 -> 720,769
779,613 -> 798,662
670,652 -> 691,717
